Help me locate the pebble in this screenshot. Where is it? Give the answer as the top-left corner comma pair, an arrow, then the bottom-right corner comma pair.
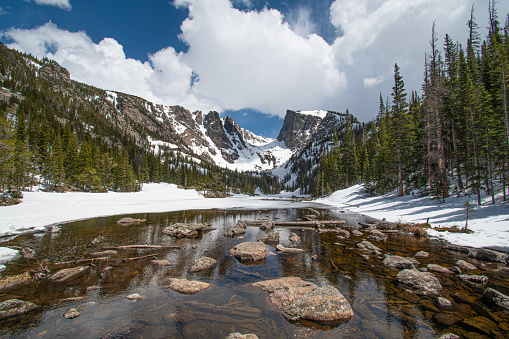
63,308 -> 80,319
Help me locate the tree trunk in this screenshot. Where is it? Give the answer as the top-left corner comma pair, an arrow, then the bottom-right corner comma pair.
452,118 -> 464,191
398,148 -> 403,197
436,99 -> 449,199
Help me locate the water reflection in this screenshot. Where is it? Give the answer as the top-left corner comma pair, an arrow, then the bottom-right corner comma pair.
0,208 -> 507,338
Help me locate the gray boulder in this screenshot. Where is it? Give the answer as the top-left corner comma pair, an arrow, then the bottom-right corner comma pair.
458,274 -> 488,285
427,264 -> 452,274
483,287 -> 509,311
259,231 -> 280,244
49,266 -> 89,283
252,277 -> 353,324
456,260 -> 477,271
396,269 -> 442,296
383,255 -> 415,270
190,256 -> 217,272
162,222 -> 213,239
230,242 -> 266,262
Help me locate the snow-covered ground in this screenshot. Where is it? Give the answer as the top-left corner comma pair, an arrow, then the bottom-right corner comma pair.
1,182 -> 508,269
316,184 -> 509,250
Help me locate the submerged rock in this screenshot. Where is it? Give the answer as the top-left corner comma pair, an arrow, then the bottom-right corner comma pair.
90,250 -> 117,258
117,217 -> 146,224
230,242 -> 266,262
49,266 -> 89,283
126,293 -> 143,301
383,255 -> 416,270
190,256 -> 217,272
0,272 -> 32,290
259,231 -> 280,244
483,287 -> 509,311
351,229 -> 363,237
0,299 -> 38,320
164,278 -> 210,295
151,259 -> 172,266
415,251 -> 430,258
396,269 -> 442,296
252,277 -> 353,324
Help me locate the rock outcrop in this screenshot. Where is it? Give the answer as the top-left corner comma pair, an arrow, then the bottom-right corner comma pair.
230,242 -> 266,263
396,269 -> 442,296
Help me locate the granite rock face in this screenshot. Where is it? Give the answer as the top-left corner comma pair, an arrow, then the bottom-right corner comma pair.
252,277 -> 353,324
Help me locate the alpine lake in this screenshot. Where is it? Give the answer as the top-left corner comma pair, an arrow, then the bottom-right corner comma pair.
0,206 -> 508,339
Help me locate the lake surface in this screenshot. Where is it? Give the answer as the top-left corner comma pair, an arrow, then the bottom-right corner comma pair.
0,207 -> 508,338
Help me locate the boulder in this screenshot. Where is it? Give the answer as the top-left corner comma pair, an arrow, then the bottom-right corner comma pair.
63,307 -> 80,319
230,242 -> 266,262
396,269 -> 442,296
0,299 -> 38,320
126,293 -> 143,301
289,232 -> 301,243
252,277 -> 353,324
190,257 -> 217,272
258,231 -> 280,244
164,278 -> 210,295
415,251 -> 430,258
49,266 -> 89,283
458,274 -> 488,285
436,297 -> 452,308
457,260 -> 477,271
225,333 -> 259,339
335,229 -> 350,238
383,255 -> 415,270
162,222 -> 212,239
276,244 -> 305,253
117,217 -> 146,224
367,229 -> 388,242
357,240 -> 382,255
151,259 -> 172,266
427,264 -> 452,274
351,229 -> 363,236
483,287 -> 509,311
461,316 -> 498,335
433,313 -> 460,326
224,221 -> 247,237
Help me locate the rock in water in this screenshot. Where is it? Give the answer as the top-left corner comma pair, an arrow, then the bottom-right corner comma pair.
427,264 -> 452,274
289,232 -> 301,243
396,269 -> 442,296
225,333 -> 259,339
252,277 -> 353,324
117,217 -> 146,224
164,278 -> 210,295
0,299 -> 38,320
276,244 -> 305,253
483,287 -> 509,311
258,231 -> 280,244
456,260 -> 477,271
458,274 -> 488,285
126,293 -> 143,301
63,307 -> 80,319
190,257 -> 217,272
415,251 -> 429,258
0,272 -> 32,290
230,242 -> 266,262
49,266 -> 90,283
383,255 -> 416,270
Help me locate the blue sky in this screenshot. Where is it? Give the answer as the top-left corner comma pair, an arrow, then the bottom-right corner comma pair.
1,0 -> 509,138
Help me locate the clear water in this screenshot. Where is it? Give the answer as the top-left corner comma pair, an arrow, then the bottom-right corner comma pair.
0,208 -> 507,338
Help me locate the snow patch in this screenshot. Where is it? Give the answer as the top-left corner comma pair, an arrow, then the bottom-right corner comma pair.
296,110 -> 328,119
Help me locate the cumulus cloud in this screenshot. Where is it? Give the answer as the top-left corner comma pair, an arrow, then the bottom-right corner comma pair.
363,76 -> 385,88
34,0 -> 72,11
175,0 -> 345,117
2,22 -> 217,112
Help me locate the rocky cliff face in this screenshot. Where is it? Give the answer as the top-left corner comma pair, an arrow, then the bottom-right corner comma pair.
277,110 -> 324,150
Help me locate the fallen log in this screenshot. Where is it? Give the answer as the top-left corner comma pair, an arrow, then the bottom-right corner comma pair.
52,257 -> 111,266
104,245 -> 180,250
238,220 -> 345,227
122,254 -> 157,262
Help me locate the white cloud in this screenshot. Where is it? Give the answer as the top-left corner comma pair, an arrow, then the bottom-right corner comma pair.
363,76 -> 385,88
175,0 -> 346,117
2,22 -> 218,113
34,0 -> 72,11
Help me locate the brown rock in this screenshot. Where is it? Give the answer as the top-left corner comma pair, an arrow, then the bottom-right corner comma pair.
117,217 -> 146,224
289,232 -> 301,243
415,251 -> 430,257
457,260 -> 477,271
383,255 -> 415,270
462,316 -> 498,335
63,307 -> 80,319
258,231 -> 280,244
90,250 -> 117,257
190,257 -> 217,272
230,242 -> 266,262
151,259 -> 172,266
433,313 -> 460,326
253,277 -> 353,324
451,291 -> 476,305
49,266 -> 90,283
164,278 -> 210,295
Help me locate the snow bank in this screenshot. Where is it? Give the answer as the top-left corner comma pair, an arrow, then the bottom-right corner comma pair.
0,183 -> 323,237
316,184 -> 509,250
0,247 -> 19,272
